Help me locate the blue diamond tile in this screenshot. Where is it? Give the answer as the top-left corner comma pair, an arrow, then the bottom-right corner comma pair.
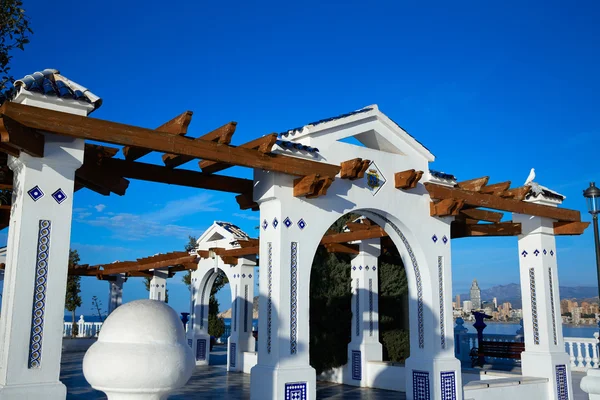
373,266 -> 376,271
28,186 -> 44,201
521,250 -> 528,257
550,250 -> 554,256
359,266 -> 363,270
543,249 -> 547,255
248,274 -> 252,278
273,218 -> 279,229
534,249 -> 540,256
51,188 -> 67,204
298,219 -> 306,230
242,274 -> 246,278
352,266 -> 356,270
366,266 -> 370,270
284,217 -> 293,228
432,234 -> 438,243
262,219 -> 268,230
442,235 -> 448,244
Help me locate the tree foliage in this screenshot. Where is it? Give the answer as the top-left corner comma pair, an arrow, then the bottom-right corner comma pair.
182,235 -> 196,289
65,249 -> 81,337
0,0 -> 33,93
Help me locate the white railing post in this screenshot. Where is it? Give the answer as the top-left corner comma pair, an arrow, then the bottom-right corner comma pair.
77,315 -> 85,338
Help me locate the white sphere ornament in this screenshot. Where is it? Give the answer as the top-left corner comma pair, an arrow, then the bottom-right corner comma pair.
83,300 -> 195,400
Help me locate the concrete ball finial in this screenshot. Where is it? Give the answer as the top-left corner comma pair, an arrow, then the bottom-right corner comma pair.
83,300 -> 195,400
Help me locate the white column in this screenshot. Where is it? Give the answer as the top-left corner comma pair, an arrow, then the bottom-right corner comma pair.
107,274 -> 125,315
0,136 -> 84,399
227,260 -> 256,372
149,269 -> 168,302
514,211 -> 572,400
347,238 -> 382,386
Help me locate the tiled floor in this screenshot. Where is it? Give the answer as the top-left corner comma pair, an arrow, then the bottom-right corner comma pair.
61,350 -> 404,400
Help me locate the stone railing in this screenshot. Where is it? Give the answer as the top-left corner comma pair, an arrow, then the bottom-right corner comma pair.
565,333 -> 600,371
63,315 -> 103,338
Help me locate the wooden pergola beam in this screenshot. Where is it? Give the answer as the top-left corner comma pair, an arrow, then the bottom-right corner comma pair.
211,246 -> 259,257
553,221 -> 590,236
425,183 -> 581,222
0,103 -> 341,177
99,255 -> 196,275
321,227 -> 388,245
100,158 -> 254,194
0,115 -> 45,157
237,238 -> 259,248
457,176 -> 489,192
294,174 -> 334,198
459,208 -> 503,223
394,169 -> 424,190
324,243 -> 359,254
76,164 -> 130,196
500,186 -> 531,201
480,181 -> 511,196
430,198 -> 465,217
122,111 -> 193,161
340,158 -> 370,180
162,121 -> 237,168
451,222 -> 522,238
199,134 -> 279,174
235,192 -> 259,210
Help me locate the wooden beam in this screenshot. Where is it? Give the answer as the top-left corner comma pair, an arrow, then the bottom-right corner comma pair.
459,208 -> 503,223
122,111 -> 193,160
162,121 -> 237,168
306,176 -> 334,199
99,255 -> 196,275
480,181 -> 511,196
346,222 -> 372,231
1,103 -> 341,177
394,169 -> 424,189
220,255 -> 239,265
425,183 -> 581,222
235,192 -> 258,210
199,134 -> 279,174
0,115 -> 44,157
451,222 -> 522,239
237,238 -> 259,248
501,186 -> 531,201
294,174 -> 319,197
212,247 -> 259,257
340,158 -> 370,180
100,158 -> 253,194
76,164 -> 130,196
457,176 -> 489,192
321,227 -> 388,245
324,243 -> 359,254
430,198 -> 465,217
554,221 -> 590,236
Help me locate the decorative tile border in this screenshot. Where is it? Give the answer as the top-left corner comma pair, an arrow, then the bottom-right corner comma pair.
549,268 -> 558,345
262,219 -> 268,230
556,364 -> 568,400
368,279 -> 373,337
200,271 -> 214,329
244,285 -> 249,333
28,219 -> 51,369
196,339 -> 206,361
441,371 -> 457,400
284,217 -> 293,228
230,343 -> 236,368
285,382 -> 307,400
27,185 -> 44,201
267,242 -> 273,354
438,256 -> 446,349
529,268 -> 540,345
372,213 -> 424,348
355,278 -> 360,337
290,242 -> 298,355
273,217 -> 279,229
352,350 -> 362,380
233,285 -> 238,332
412,370 -> 431,400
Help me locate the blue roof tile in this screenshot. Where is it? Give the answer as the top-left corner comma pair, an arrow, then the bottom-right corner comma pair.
275,139 -> 319,154
429,169 -> 456,181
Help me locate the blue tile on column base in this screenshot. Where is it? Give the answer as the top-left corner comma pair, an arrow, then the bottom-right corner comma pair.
285,382 -> 307,400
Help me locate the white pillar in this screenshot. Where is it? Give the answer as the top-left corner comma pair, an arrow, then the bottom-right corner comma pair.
149,269 -> 167,302
514,210 -> 572,400
227,260 -> 256,372
0,136 -> 84,399
107,274 -> 125,315
189,260 -> 215,366
348,238 -> 382,386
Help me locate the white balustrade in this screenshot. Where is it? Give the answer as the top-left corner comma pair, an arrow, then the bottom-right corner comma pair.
63,316 -> 103,338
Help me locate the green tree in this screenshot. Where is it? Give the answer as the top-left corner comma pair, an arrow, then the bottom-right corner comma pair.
65,249 -> 81,337
208,271 -> 228,338
0,0 -> 33,94
182,235 -> 196,289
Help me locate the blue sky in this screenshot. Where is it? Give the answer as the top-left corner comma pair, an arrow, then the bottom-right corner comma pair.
3,0 -> 600,317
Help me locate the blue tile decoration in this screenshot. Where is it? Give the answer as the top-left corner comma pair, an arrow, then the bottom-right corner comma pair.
27,185 -> 44,202
534,249 -> 540,256
352,350 -> 362,380
429,170 -> 456,181
196,339 -> 206,360
216,221 -> 250,240
273,217 -> 279,229
368,279 -> 374,337
529,268 -> 540,345
284,217 -> 293,228
249,274 -> 252,278
285,382 -> 307,400
522,250 -> 528,257
262,219 -> 268,230
359,266 -> 362,270
290,242 -> 298,354
267,242 -> 273,354
51,188 -> 67,204
412,370 -> 431,400
432,234 -> 438,243
556,364 -> 568,400
365,161 -> 386,196
441,371 -> 457,400
233,285 -> 238,332
352,266 -> 356,271
298,218 -> 306,230
28,219 -> 51,369
550,250 -> 554,256
13,69 -> 97,105
372,213 -> 424,348
365,266 -> 370,270
543,249 -> 547,255
230,343 -> 236,368
200,271 -> 214,329
355,278 -> 360,336
188,339 -> 193,348
244,285 -> 249,333
438,256 -> 446,349
549,268 -> 558,345
442,235 -> 448,244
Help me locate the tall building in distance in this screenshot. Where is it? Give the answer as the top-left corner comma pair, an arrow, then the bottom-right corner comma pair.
463,300 -> 473,313
456,295 -> 461,309
470,279 -> 482,310
493,297 -> 498,309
